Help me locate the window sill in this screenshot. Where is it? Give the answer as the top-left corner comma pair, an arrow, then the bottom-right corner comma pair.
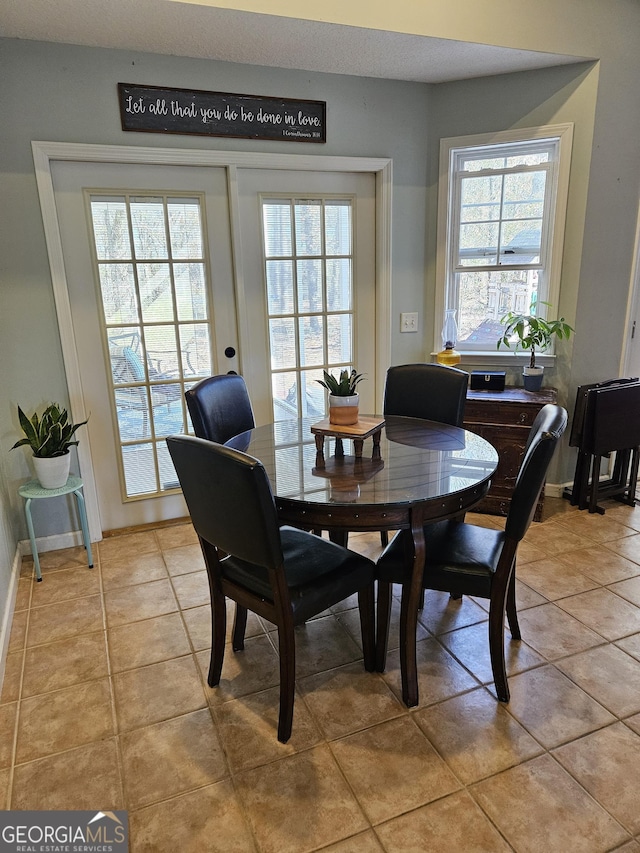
430,351 -> 556,368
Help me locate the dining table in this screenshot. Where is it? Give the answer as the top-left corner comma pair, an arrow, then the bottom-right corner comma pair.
226,414 -> 499,707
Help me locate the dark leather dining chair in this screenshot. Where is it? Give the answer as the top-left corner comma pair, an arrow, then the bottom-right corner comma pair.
383,363 -> 469,426
379,363 -> 470,549
185,373 -> 255,443
375,403 -> 567,704
166,434 -> 376,743
185,373 -> 256,647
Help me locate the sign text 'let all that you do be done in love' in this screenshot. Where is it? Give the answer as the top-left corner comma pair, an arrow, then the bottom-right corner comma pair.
118,83 -> 326,143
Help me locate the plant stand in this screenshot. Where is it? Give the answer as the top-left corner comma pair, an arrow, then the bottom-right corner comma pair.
310,416 -> 385,468
18,476 -> 93,581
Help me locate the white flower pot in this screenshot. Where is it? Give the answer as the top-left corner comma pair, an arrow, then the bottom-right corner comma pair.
329,393 -> 359,426
522,366 -> 544,392
33,452 -> 71,489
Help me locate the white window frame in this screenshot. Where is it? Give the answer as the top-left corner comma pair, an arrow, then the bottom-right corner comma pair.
434,123 -> 573,363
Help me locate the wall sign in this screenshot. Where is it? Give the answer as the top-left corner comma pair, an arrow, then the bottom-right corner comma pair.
118,83 -> 326,143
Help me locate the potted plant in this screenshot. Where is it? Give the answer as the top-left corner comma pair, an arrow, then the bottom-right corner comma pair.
11,402 -> 89,488
317,369 -> 365,425
497,302 -> 573,391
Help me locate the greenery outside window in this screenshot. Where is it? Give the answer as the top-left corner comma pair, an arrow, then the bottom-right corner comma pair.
435,124 -> 573,358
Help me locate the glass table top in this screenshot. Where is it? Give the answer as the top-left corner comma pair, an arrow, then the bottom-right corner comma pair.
226,415 -> 499,508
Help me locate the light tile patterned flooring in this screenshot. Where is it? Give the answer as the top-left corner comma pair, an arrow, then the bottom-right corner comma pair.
3,498 -> 640,852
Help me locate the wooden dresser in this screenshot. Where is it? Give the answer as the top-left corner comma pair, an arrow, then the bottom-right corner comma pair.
464,386 -> 558,519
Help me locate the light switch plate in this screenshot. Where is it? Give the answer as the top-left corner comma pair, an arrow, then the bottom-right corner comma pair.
400,312 -> 418,333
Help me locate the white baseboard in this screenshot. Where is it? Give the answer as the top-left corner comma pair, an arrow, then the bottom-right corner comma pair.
19,529 -> 87,556
0,545 -> 22,696
544,481 -> 572,499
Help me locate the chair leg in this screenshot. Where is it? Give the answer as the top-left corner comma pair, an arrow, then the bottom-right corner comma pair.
276,622 -> 296,744
358,585 -> 376,672
208,593 -> 227,687
375,580 -> 392,672
488,599 -> 509,702
232,603 -> 248,651
506,571 -> 521,640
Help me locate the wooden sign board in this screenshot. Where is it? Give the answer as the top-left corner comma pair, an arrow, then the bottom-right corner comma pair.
118,83 -> 326,143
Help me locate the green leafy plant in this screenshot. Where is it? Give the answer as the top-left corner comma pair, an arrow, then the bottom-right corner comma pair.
497,302 -> 573,368
316,369 -> 365,397
11,403 -> 89,458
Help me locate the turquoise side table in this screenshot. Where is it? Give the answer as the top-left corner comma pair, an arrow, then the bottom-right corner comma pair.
18,476 -> 93,582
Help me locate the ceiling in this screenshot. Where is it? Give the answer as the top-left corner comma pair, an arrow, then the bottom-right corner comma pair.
1,0 -> 588,83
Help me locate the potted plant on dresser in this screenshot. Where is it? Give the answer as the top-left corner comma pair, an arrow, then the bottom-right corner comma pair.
11,402 -> 89,488
317,369 -> 365,425
497,302 -> 573,391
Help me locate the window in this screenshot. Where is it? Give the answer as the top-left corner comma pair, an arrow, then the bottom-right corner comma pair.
261,197 -> 355,421
88,193 -> 213,499
436,125 -> 573,356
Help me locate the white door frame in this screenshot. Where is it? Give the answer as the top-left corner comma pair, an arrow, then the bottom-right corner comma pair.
32,141 -> 393,541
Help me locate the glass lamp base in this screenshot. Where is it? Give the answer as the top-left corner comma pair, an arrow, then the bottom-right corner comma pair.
436,347 -> 461,366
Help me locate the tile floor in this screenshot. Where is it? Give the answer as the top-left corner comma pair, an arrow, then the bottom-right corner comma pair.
3,498 -> 640,852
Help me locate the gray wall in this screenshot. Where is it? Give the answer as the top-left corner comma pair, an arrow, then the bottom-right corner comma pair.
1,0 -> 640,556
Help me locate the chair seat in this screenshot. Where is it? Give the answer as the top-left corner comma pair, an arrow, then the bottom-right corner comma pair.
221,526 -> 374,624
377,520 -> 505,598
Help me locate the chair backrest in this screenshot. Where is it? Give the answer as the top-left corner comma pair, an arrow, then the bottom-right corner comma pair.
185,374 -> 255,443
505,404 -> 568,541
166,434 -> 282,568
383,363 -> 469,426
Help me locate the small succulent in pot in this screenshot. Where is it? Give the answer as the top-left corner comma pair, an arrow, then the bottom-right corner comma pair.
316,369 -> 365,397
11,402 -> 89,458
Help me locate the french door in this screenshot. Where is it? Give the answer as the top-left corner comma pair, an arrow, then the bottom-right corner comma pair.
47,155 -> 381,535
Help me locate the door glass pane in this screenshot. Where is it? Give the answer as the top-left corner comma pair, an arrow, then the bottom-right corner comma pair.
297,259 -> 323,312
262,197 -> 355,420
266,260 -> 294,314
89,192 -> 213,500
295,202 -> 322,255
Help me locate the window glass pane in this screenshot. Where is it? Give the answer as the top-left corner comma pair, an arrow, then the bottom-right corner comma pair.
175,264 -> 207,321
144,325 -> 179,378
460,176 -> 502,222
138,263 -> 174,322
115,388 -> 149,442
180,324 -> 211,378
325,203 -> 351,254
91,198 -> 130,260
263,202 -> 292,257
326,259 -> 351,311
327,314 -> 352,365
299,316 -> 324,367
158,442 -> 180,491
500,221 -> 542,265
272,371 -> 298,420
295,202 -> 322,255
269,318 -> 296,370
99,264 -> 139,324
130,198 -> 168,258
108,327 -> 143,384
266,260 -> 294,314
458,222 -> 499,265
297,259 -> 323,313
300,368 -> 325,418
168,198 -> 203,259
122,443 -> 158,495
456,269 -> 538,345
150,384 -> 183,437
